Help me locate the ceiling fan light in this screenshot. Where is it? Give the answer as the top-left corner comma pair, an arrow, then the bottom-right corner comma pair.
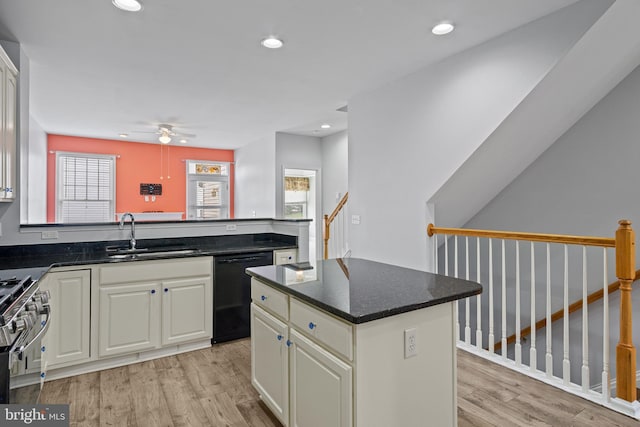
112,0 -> 143,12
159,134 -> 171,144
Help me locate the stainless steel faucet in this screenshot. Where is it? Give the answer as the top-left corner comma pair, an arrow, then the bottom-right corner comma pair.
119,212 -> 136,250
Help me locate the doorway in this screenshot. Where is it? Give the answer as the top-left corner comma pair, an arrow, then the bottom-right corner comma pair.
284,168 -> 317,263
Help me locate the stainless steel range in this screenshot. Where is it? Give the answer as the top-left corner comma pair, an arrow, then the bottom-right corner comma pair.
0,274 -> 50,404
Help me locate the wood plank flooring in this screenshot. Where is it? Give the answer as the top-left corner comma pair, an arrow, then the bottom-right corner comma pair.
39,340 -> 639,426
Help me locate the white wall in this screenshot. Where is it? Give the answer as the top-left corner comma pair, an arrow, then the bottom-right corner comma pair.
347,1 -> 608,271
321,130 -> 348,213
234,135 -> 276,218
462,63 -> 640,386
23,114 -> 47,223
275,132 -> 323,259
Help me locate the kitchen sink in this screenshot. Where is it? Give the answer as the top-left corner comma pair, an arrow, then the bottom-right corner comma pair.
108,248 -> 200,259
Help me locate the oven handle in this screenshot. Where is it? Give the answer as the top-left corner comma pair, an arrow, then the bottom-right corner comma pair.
8,307 -> 51,367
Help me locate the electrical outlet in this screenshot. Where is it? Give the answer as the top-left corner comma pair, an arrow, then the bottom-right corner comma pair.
41,230 -> 59,240
404,328 -> 417,359
351,215 -> 361,225
226,224 -> 237,231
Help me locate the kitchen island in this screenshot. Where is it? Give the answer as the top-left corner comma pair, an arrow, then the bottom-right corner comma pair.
247,258 -> 482,427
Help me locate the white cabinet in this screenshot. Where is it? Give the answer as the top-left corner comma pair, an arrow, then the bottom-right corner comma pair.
274,249 -> 297,265
98,257 -> 213,359
99,281 -> 160,358
251,280 -> 352,427
162,276 -> 212,346
0,45 -> 17,202
290,329 -> 352,427
251,304 -> 289,425
41,269 -> 91,367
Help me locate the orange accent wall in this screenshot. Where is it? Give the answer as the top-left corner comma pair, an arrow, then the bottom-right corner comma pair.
47,134 -> 235,222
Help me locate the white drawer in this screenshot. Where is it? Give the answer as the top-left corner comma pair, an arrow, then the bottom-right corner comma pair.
290,298 -> 353,361
274,249 -> 296,265
251,278 -> 289,321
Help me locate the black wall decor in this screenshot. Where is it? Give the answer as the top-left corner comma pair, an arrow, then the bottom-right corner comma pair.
140,183 -> 162,195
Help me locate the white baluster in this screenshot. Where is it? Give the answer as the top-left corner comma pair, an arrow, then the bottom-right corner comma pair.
563,244 -> 570,385
455,236 -> 460,341
444,237 -> 448,276
433,234 -> 438,274
489,239 -> 495,354
515,241 -> 521,366
546,243 -> 553,378
530,242 -> 537,372
501,239 -> 507,359
476,238 -> 483,350
465,237 -> 471,345
581,246 -> 589,392
602,248 -> 610,403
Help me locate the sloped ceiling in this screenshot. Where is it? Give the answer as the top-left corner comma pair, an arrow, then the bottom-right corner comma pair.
430,0 -> 640,228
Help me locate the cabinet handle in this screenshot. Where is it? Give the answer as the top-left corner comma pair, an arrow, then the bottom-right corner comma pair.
308,322 -> 316,330
41,346 -> 46,352
261,295 -> 267,301
286,340 -> 292,347
164,288 -> 168,293
40,373 -> 45,378
151,289 -> 156,294
277,334 -> 283,341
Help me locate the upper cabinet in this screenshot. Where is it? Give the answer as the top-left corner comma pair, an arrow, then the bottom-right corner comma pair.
0,44 -> 18,202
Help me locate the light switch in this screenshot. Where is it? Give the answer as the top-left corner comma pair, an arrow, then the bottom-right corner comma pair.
351,215 -> 361,225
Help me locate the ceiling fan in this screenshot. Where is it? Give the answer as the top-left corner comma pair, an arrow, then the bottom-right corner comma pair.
131,124 -> 196,144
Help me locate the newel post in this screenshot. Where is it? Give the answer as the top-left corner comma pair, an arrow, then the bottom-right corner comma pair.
323,214 -> 330,260
615,219 -> 637,402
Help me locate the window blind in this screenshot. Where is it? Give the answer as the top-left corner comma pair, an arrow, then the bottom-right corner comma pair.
57,154 -> 115,223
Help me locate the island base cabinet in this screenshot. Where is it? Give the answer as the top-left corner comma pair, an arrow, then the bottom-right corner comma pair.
161,277 -> 213,346
290,329 -> 352,427
99,282 -> 160,358
41,269 -> 91,368
251,304 -> 289,426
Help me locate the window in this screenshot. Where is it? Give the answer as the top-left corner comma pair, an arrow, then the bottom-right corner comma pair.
186,160 -> 229,219
56,152 -> 115,223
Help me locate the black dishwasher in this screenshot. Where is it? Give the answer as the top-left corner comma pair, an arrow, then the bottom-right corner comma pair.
213,251 -> 274,343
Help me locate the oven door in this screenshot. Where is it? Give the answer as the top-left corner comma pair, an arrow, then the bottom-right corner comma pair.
8,309 -> 51,404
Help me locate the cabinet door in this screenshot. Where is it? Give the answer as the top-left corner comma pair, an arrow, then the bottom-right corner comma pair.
2,69 -> 16,200
41,270 -> 91,367
251,304 -> 289,426
161,276 -> 212,346
99,282 -> 160,357
290,329 -> 352,427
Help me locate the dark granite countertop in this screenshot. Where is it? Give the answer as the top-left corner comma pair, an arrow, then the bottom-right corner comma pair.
0,233 -> 297,279
246,258 -> 482,324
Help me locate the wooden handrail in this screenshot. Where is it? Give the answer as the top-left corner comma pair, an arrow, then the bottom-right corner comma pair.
324,192 -> 349,259
427,224 -> 616,248
494,269 -> 640,352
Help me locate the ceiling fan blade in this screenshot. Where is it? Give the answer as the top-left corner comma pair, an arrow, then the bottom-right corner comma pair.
175,132 -> 197,138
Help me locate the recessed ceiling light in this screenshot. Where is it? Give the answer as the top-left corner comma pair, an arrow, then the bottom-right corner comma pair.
432,22 -> 455,36
112,0 -> 143,12
119,133 -> 128,138
261,37 -> 284,49
320,123 -> 331,129
179,139 -> 187,144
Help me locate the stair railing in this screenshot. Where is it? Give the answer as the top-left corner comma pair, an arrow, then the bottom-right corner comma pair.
323,192 -> 348,259
427,220 -> 638,419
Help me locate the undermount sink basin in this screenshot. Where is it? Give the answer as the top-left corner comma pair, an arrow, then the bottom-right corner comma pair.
108,248 -> 200,259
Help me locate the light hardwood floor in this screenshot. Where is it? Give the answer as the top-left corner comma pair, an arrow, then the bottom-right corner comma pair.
39,340 -> 638,426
